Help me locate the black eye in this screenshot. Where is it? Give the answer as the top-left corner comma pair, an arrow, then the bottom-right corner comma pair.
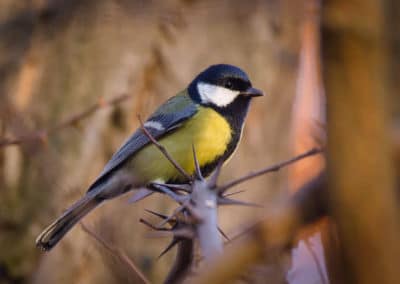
224,80 -> 233,89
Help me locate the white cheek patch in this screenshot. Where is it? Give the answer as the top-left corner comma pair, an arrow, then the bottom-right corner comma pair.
144,121 -> 165,131
197,82 -> 240,107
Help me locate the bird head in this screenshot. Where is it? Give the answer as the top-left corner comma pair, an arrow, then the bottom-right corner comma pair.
188,64 -> 263,109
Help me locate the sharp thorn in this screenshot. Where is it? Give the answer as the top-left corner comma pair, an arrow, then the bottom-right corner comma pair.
192,144 -> 204,180
222,190 -> 246,197
145,209 -> 169,220
217,197 -> 263,208
218,226 -> 230,241
144,209 -> 178,226
209,160 -> 224,189
139,218 -> 169,231
156,205 -> 185,228
157,239 -> 179,259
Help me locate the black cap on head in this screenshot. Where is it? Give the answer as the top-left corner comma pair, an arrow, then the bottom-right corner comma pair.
191,64 -> 251,92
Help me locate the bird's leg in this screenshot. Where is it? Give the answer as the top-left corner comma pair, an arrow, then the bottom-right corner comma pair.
149,183 -> 189,204
151,182 -> 191,193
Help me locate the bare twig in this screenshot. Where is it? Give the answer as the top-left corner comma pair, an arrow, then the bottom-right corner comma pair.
219,148 -> 323,193
0,94 -> 131,148
192,144 -> 204,180
138,116 -> 192,181
80,222 -> 150,284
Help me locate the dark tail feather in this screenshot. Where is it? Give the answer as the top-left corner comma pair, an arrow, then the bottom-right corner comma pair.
36,194 -> 101,251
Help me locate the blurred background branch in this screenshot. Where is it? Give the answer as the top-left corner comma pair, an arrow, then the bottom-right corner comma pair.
0,93 -> 131,147
80,222 -> 150,284
323,0 -> 400,282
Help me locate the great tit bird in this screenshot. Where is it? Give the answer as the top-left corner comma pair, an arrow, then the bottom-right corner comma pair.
36,64 -> 263,251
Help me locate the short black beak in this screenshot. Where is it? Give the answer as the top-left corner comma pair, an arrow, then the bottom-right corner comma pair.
241,87 -> 264,97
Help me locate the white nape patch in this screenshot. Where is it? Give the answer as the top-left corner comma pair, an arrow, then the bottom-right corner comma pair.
197,82 -> 240,107
144,121 -> 165,131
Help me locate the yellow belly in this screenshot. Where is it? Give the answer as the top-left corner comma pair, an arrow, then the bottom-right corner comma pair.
129,107 -> 232,184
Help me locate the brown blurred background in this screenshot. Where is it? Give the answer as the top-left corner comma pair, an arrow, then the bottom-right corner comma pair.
1,0 -> 399,283
0,1 -> 301,283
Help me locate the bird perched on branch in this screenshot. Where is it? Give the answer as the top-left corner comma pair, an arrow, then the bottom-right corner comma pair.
36,64 -> 263,251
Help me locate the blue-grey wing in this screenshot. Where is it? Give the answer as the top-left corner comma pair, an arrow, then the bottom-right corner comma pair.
88,92 -> 198,191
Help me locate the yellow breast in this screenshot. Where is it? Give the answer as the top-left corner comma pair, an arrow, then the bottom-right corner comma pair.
130,107 -> 232,184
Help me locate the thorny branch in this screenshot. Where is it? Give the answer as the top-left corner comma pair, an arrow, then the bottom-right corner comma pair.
190,172 -> 328,284
80,222 -> 151,284
219,147 -> 323,193
135,117 -> 327,283
0,94 -> 131,147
